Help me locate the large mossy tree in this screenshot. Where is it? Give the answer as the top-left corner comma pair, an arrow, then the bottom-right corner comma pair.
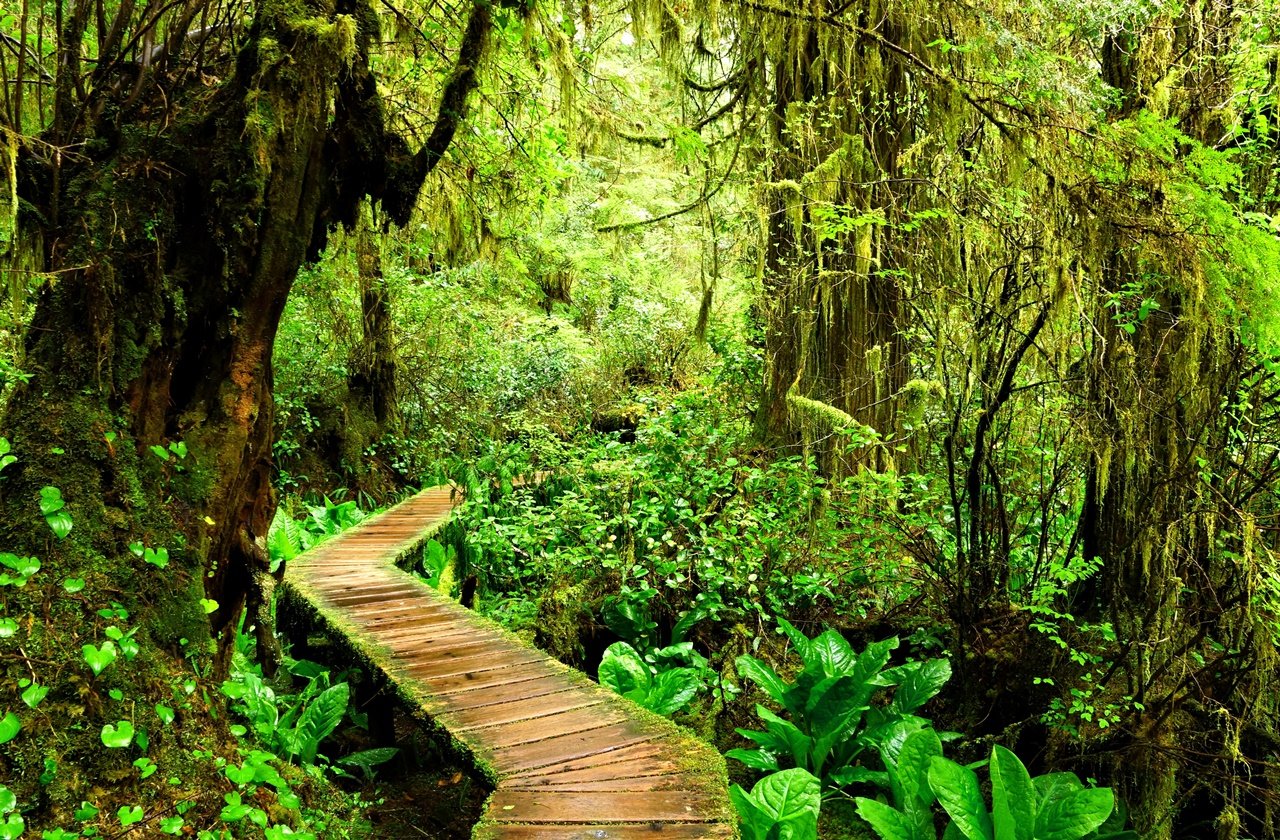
0,0 -> 494,814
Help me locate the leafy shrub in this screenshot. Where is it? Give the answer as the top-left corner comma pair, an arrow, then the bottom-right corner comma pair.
855,737 -> 1135,840
728,622 -> 951,789
598,641 -> 702,716
729,768 -> 822,840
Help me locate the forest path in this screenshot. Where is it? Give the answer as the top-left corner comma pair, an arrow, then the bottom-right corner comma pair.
282,485 -> 735,839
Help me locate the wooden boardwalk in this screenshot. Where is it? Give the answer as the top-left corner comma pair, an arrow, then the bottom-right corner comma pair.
281,486 -> 735,839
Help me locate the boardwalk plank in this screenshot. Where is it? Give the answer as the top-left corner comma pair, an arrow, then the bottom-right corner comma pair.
285,486 -> 732,838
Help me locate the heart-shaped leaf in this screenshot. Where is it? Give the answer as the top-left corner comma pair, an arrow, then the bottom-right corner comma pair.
63,577 -> 85,592
0,713 -> 20,745
0,619 -> 16,639
46,510 -> 73,540
20,683 -> 48,709
101,720 -> 135,748
82,641 -> 118,675
38,486 -> 65,515
200,598 -> 219,614
117,805 -> 143,826
155,704 -> 175,725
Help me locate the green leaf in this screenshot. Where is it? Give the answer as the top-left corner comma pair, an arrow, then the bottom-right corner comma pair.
724,747 -> 781,772
735,655 -> 789,704
0,619 -> 15,639
599,642 -> 651,697
890,659 -> 952,714
46,511 -> 73,540
38,486 -> 65,515
1036,788 -> 1114,840
0,713 -> 18,744
117,805 -> 144,826
855,798 -> 914,840
0,813 -> 23,840
990,746 -> 1035,840
0,787 -> 13,813
751,767 -> 822,824
21,683 -> 49,708
200,598 -> 219,614
808,630 -> 857,677
896,728 -> 943,808
930,756 -> 993,840
291,682 -> 349,763
82,641 -> 118,675
160,816 -> 184,834
101,720 -> 135,748
63,578 -> 85,593
646,668 -> 700,716
155,704 -> 175,725
73,802 -> 99,821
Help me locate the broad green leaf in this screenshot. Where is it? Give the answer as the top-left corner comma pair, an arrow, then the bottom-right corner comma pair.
0,813 -> 22,840
897,728 -> 943,808
20,682 -> 48,708
117,805 -> 143,826
736,655 -> 789,704
0,787 -> 13,813
38,486 -> 64,515
82,641 -> 118,675
729,783 -> 773,840
808,630 -> 857,677
751,767 -> 821,823
599,642 -> 651,697
647,668 -> 700,716
756,706 -> 812,768
160,816 -> 185,834
930,756 -> 993,840
890,659 -> 952,714
1036,788 -> 1114,840
776,618 -> 813,662
155,704 -> 175,725
101,720 -> 135,748
724,747 -> 781,771
990,746 -> 1035,840
63,578 -> 85,592
0,619 -> 15,639
292,682 -> 349,763
0,713 -> 19,745
855,798 -> 914,840
46,511 -> 73,540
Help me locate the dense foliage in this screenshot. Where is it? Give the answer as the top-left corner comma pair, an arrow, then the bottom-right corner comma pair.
2,0 -> 1280,837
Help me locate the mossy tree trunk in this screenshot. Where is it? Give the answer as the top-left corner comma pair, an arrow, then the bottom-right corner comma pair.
2,0 -> 495,682
1076,7 -> 1280,835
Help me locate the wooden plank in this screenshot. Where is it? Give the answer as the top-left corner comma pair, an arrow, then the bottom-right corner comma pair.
439,680 -> 587,713
484,791 -> 720,824
507,743 -> 683,784
473,706 -> 631,749
413,661 -> 557,696
504,774 -> 691,793
475,825 -> 733,840
285,485 -> 730,837
395,649 -> 545,680
482,722 -> 662,775
447,690 -> 602,731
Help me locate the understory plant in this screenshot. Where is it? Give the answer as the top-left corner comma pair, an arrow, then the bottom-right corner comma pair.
730,767 -> 822,840
598,641 -> 702,716
855,731 -> 1135,840
728,621 -> 951,789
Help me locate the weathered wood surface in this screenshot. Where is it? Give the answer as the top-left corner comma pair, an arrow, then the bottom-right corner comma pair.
284,486 -> 735,838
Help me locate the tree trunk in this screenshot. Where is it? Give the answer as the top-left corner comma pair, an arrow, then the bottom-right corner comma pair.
3,0 -> 494,680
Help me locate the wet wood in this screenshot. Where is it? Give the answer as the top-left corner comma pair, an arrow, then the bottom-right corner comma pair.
285,486 -> 731,837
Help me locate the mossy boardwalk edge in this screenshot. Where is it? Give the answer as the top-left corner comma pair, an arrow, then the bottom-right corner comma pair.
282,485 -> 737,839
